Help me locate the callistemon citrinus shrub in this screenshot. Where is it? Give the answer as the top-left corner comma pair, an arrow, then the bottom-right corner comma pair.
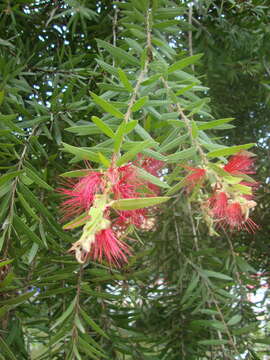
0,0 -> 265,358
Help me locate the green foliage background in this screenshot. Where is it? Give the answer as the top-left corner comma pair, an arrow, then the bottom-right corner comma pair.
0,0 -> 269,359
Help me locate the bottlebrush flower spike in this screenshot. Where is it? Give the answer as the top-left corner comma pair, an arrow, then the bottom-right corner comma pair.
69,227 -> 131,266
107,164 -> 141,199
223,202 -> 244,230
212,199 -> 258,233
91,228 -> 131,266
208,191 -> 228,219
223,151 -> 255,175
185,167 -> 206,192
58,172 -> 103,220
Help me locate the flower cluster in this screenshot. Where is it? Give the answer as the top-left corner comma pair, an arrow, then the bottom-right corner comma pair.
185,151 -> 258,232
58,157 -> 164,266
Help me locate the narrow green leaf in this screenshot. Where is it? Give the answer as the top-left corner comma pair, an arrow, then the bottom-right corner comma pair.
180,274 -> 200,305
254,338 -> 270,345
0,171 -> 22,186
198,118 -> 235,131
60,170 -> 94,178
98,152 -> 111,168
73,344 -> 83,360
124,120 -> 138,134
165,178 -> 186,196
91,116 -> 115,138
166,147 -> 196,163
160,134 -> 188,152
65,124 -> 111,136
79,337 -> 107,359
0,114 -> 24,134
136,167 -> 169,189
80,308 -> 109,339
90,92 -> 124,119
62,143 -> 100,163
0,336 -> 17,360
233,324 -> 258,335
0,91 -> 4,105
13,214 -> 44,247
111,196 -> 170,210
75,314 -> 85,334
143,149 -> 167,161
153,20 -> 179,29
131,96 -> 148,112
191,120 -> 198,138
63,213 -> 89,230
227,314 -> 242,326
25,168 -> 53,191
198,339 -> 229,346
235,257 -> 256,273
168,54 -> 203,74
175,82 -> 197,96
0,259 -> 13,268
135,124 -> 158,146
155,7 -> 186,19
17,191 -> 39,220
116,139 -> 155,166
118,68 -> 133,92
207,143 -> 255,158
96,59 -> 118,76
201,270 -> 233,281
113,121 -> 126,152
0,290 -> 35,306
50,297 -> 76,330
28,243 -> 39,264
97,39 -> 140,66
232,183 -> 252,195
0,305 -> 10,319
141,73 -> 161,86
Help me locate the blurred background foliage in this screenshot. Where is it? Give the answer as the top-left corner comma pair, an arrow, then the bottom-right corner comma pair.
0,0 -> 269,359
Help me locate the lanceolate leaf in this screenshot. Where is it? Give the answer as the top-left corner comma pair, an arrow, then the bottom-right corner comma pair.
50,297 -> 76,330
116,139 -> 156,166
62,143 -> 101,162
166,147 -> 197,163
118,68 -> 133,92
96,39 -> 140,66
207,143 -> 255,158
91,116 -> 115,138
90,92 -> 124,119
136,167 -> 170,189
131,96 -> 148,112
111,196 -> 170,210
25,167 -> 53,191
198,118 -> 235,131
168,54 -> 203,74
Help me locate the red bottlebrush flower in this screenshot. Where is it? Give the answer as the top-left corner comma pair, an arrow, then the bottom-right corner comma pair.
209,191 -> 228,219
90,228 -> 131,266
59,172 -> 103,219
223,202 -> 244,230
223,151 -> 255,175
185,167 -> 206,192
141,157 -> 164,177
217,201 -> 258,233
117,208 -> 147,228
107,164 -> 141,199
